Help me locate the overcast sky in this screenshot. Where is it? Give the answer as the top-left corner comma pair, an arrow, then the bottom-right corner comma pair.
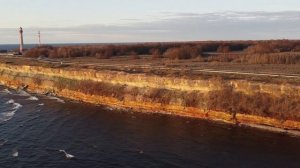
1,0 -> 300,44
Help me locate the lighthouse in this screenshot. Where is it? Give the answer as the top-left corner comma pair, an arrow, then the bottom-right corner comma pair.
19,27 -> 24,54
38,31 -> 41,47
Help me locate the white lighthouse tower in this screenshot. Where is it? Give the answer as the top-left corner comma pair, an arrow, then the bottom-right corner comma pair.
19,27 -> 24,54
38,31 -> 41,47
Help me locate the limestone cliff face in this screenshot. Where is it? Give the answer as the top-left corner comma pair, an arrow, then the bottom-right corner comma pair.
0,63 -> 299,134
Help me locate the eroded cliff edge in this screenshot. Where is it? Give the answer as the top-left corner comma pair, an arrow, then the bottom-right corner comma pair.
0,63 -> 299,135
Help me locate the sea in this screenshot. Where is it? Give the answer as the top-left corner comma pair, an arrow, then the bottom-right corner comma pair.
0,43 -> 134,51
0,44 -> 90,51
0,86 -> 300,167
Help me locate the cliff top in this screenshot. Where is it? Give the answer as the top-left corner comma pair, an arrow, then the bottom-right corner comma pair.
0,56 -> 299,85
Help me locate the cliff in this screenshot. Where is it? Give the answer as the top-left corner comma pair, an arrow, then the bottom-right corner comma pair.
0,63 -> 299,136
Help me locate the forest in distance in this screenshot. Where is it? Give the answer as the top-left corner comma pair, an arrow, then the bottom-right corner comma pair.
24,40 -> 300,64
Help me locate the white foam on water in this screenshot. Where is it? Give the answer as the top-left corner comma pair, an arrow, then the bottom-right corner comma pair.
12,149 -> 18,157
0,99 -> 23,123
48,96 -> 65,103
6,99 -> 15,104
38,103 -> 44,106
59,149 -> 75,159
0,139 -> 7,146
27,96 -> 39,101
1,89 -> 12,94
105,107 -> 114,111
12,103 -> 23,110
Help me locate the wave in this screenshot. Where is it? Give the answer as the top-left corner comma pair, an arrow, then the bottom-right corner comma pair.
0,99 -> 23,123
46,148 -> 75,159
12,148 -> 18,157
105,107 -> 114,111
27,96 -> 39,101
0,139 -> 8,147
6,99 -> 15,104
1,89 -> 12,94
16,90 -> 40,101
48,96 -> 65,103
59,149 -> 75,159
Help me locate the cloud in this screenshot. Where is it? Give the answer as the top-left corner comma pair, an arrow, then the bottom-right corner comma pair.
1,11 -> 300,44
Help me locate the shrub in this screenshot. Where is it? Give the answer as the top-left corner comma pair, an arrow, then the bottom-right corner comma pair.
207,86 -> 300,121
95,52 -> 111,59
208,86 -> 242,115
241,53 -> 300,64
163,46 -> 200,60
32,76 -> 42,85
217,45 -> 231,53
130,51 -> 140,59
293,45 -> 300,52
23,40 -> 300,64
150,49 -> 163,59
184,91 -> 203,107
148,88 -> 172,104
246,43 -> 275,54
25,45 -> 53,57
54,78 -> 126,101
49,49 -> 59,58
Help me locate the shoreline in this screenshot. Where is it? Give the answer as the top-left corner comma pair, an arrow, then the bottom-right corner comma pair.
2,83 -> 300,138
0,62 -> 299,137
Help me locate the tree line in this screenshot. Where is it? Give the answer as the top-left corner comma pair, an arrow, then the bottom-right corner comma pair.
24,40 -> 300,64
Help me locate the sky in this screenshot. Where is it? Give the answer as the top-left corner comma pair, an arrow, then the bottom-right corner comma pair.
1,0 -> 300,44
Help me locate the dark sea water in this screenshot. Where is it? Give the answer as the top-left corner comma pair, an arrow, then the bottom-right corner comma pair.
0,44 -> 35,51
0,43 -> 121,51
0,44 -> 83,51
0,85 -> 299,168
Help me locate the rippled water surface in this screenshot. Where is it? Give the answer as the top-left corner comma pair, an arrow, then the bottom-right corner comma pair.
0,85 -> 299,168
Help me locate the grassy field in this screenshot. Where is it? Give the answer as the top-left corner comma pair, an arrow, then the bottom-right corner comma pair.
0,55 -> 300,85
